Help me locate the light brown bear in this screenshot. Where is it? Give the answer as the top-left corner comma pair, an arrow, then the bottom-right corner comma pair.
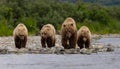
40,24 -> 56,48
13,23 -> 28,49
61,17 -> 77,49
77,26 -> 91,49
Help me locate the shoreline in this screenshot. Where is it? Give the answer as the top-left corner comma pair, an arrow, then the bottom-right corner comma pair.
92,34 -> 120,38
0,34 -> 120,38
56,30 -> 120,38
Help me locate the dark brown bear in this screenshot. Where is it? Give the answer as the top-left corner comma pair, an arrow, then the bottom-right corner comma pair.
61,17 -> 77,49
13,23 -> 28,49
77,26 -> 91,49
40,24 -> 56,48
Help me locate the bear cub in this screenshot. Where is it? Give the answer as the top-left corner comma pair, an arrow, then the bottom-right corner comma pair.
13,23 -> 28,49
77,26 -> 91,49
40,24 -> 56,48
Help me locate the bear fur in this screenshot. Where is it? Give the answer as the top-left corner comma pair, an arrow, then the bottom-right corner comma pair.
61,17 -> 77,49
13,23 -> 28,49
40,24 -> 56,48
77,26 -> 91,49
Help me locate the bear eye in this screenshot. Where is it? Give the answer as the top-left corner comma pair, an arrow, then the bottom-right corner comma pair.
43,32 -> 46,35
47,29 -> 50,31
87,31 -> 89,33
81,30 -> 84,32
18,28 -> 21,31
70,24 -> 73,26
63,25 -> 66,27
44,33 -> 46,35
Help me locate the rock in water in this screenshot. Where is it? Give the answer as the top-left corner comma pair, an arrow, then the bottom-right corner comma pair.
106,45 -> 114,52
65,49 -> 78,54
80,48 -> 91,55
39,48 -> 52,54
0,46 -> 7,54
80,48 -> 86,54
17,48 -> 28,53
51,45 -> 64,54
6,46 -> 17,54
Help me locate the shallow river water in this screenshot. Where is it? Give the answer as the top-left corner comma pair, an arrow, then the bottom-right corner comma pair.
0,37 -> 120,69
97,37 -> 120,46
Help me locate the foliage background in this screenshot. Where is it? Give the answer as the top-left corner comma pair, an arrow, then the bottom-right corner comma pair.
0,0 -> 120,36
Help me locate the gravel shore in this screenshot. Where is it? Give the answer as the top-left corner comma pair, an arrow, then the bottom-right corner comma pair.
0,35 -> 117,54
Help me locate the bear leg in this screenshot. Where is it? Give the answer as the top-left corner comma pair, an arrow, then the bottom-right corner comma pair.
85,39 -> 90,49
77,37 -> 84,49
69,33 -> 77,49
15,36 -> 21,49
41,38 -> 46,48
21,36 -> 27,48
47,37 -> 54,48
62,38 -> 69,49
52,37 -> 55,47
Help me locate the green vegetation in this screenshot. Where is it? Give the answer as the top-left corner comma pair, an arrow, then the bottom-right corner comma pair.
0,0 -> 120,36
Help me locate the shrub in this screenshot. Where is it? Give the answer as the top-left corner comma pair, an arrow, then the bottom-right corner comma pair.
0,19 -> 13,36
20,17 -> 37,35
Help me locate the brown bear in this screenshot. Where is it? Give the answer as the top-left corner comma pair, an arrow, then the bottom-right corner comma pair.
13,23 -> 28,49
77,26 -> 91,49
40,24 -> 56,48
61,17 -> 77,49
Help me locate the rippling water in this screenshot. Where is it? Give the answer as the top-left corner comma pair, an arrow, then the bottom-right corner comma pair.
96,37 -> 120,46
0,52 -> 120,69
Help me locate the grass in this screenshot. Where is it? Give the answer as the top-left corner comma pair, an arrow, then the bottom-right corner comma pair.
0,19 -> 13,36
76,19 -> 120,34
0,19 -> 120,36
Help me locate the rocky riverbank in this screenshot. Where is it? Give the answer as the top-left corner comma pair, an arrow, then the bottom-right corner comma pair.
0,35 -> 117,54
